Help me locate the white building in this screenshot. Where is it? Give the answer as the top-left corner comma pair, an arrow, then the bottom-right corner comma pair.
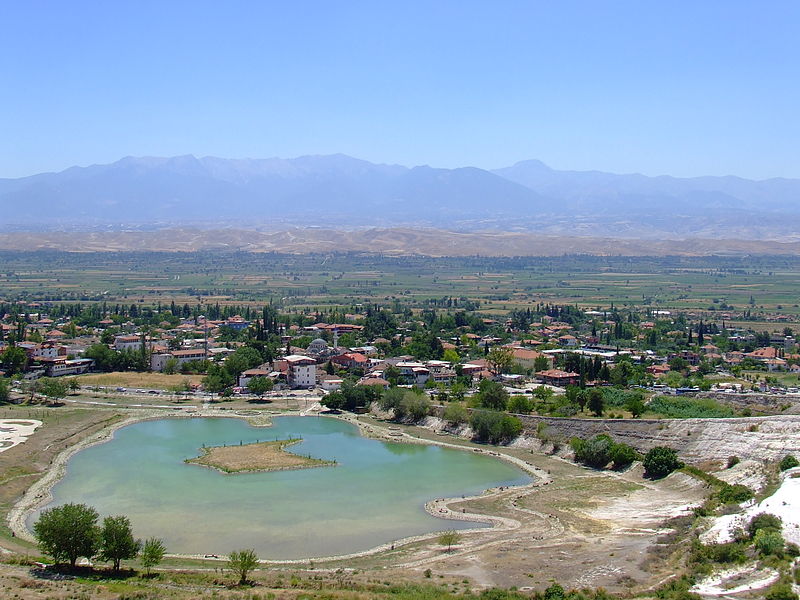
285,354 -> 317,388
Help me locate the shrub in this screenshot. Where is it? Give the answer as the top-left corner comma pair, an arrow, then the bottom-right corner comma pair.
643,446 -> 683,479
717,483 -> 754,504
610,443 -> 638,470
572,434 -> 614,468
779,454 -> 799,471
470,410 -> 523,444
442,403 -> 469,426
748,513 -> 783,538
506,395 -> 533,414
754,529 -> 785,556
648,396 -> 734,418
764,582 -> 798,600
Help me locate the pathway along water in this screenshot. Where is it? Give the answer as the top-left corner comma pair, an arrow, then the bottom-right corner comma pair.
28,415 -> 532,559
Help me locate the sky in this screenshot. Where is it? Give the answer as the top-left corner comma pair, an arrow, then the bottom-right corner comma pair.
1,0 -> 799,180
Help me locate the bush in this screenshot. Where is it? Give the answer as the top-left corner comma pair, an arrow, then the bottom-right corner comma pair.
643,446 -> 683,479
779,454 -> 799,471
748,512 -> 783,538
717,483 -> 754,504
610,443 -> 638,470
755,529 -> 785,556
442,403 -> 469,426
648,396 -> 734,418
572,434 -> 614,468
765,582 -> 798,600
506,395 -> 533,414
470,410 -> 523,444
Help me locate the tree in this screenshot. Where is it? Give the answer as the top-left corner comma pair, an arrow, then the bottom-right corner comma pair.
643,446 -> 683,479
228,548 -> 259,585
0,345 -> 27,375
534,355 -> 550,372
38,377 -> 68,403
486,347 -> 514,375
764,583 -> 799,600
506,394 -> 533,414
587,388 -> 604,417
442,348 -> 460,364
98,515 -> 141,571
33,503 -> 100,568
624,394 -> 645,418
0,377 -> 10,404
247,376 -> 272,397
438,529 -> 461,552
477,379 -> 509,411
140,537 -> 166,575
224,347 -> 263,378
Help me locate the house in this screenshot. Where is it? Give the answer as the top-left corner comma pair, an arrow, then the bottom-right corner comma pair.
395,361 -> 430,386
557,334 -> 579,348
357,376 -> 390,389
330,352 -> 368,370
538,369 -> 580,387
319,376 -> 343,392
238,368 -> 271,388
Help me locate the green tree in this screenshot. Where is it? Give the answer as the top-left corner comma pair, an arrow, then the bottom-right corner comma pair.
33,503 -> 100,568
38,377 -> 68,403
533,355 -> 550,372
438,529 -> 461,552
486,347 -> 514,375
224,347 -> 262,378
98,515 -> 141,571
624,394 -> 645,418
643,446 -> 683,479
228,548 -> 259,585
442,403 -> 469,426
507,394 -> 533,414
140,537 -> 166,576
442,348 -> 460,364
0,377 -> 10,404
0,345 -> 27,375
610,443 -> 638,470
477,379 -> 509,410
247,376 -> 272,397
587,388 -> 604,417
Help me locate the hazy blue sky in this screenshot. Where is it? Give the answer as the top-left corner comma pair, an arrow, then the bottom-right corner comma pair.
2,1 -> 798,179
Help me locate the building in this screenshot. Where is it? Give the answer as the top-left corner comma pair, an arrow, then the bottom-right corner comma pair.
150,348 -> 208,371
284,354 -> 317,388
41,357 -> 94,377
538,369 -> 580,387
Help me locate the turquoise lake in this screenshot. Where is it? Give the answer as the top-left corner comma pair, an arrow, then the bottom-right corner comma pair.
33,416 -> 531,559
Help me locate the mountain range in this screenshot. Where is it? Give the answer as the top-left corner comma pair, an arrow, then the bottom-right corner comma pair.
1,154 -> 798,240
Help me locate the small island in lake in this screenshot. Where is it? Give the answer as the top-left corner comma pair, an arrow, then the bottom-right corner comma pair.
186,438 -> 334,474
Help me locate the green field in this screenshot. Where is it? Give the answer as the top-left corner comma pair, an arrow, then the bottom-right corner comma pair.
1,251 -> 799,327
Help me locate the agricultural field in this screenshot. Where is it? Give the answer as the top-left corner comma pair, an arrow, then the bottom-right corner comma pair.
2,252 -> 800,328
